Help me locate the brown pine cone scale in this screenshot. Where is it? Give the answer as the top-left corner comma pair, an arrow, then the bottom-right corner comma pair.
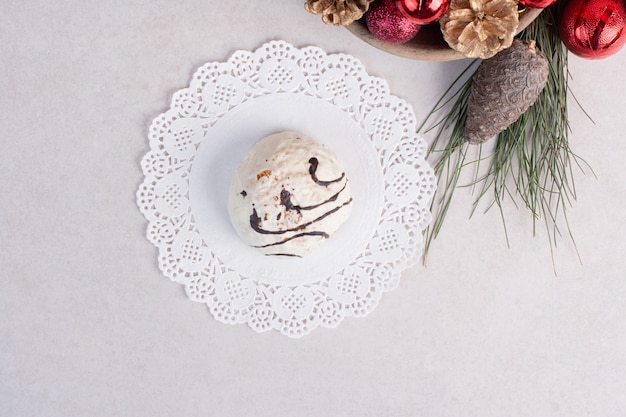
304,0 -> 374,26
440,0 -> 520,59
464,39 -> 549,144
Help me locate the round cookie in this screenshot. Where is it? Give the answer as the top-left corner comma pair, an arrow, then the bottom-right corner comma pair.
228,131 -> 352,257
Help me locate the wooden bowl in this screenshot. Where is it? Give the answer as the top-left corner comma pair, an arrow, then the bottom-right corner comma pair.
346,7 -> 544,61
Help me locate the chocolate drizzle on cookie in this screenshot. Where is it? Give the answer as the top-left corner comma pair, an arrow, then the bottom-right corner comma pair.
246,156 -> 352,257
308,157 -> 344,186
252,231 -> 329,249
249,198 -> 352,235
229,131 -> 353,258
279,182 -> 348,213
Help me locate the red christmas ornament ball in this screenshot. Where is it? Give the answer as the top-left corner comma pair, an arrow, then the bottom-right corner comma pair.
366,0 -> 421,44
396,0 -> 450,25
559,0 -> 626,59
517,0 -> 557,8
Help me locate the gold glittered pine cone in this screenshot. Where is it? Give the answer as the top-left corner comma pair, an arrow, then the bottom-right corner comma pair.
464,39 -> 549,144
440,0 -> 519,59
304,0 -> 374,26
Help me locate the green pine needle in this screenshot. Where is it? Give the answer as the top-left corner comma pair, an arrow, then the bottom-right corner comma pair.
420,6 -> 593,269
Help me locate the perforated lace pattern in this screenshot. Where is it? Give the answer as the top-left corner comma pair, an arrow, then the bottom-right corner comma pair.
137,41 -> 436,337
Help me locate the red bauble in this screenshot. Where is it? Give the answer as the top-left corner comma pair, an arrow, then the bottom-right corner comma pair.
517,0 -> 557,8
396,0 -> 450,25
366,0 -> 421,44
559,0 -> 626,59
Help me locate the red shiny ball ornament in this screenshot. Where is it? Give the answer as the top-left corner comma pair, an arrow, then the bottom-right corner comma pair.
395,0 -> 450,25
517,0 -> 557,8
559,0 -> 626,59
366,0 -> 421,44
519,0 -> 556,9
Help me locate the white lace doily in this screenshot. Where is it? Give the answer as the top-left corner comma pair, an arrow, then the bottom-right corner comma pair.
137,40 -> 436,337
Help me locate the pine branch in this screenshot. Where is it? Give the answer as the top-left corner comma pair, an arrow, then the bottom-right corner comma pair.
420,6 -> 592,268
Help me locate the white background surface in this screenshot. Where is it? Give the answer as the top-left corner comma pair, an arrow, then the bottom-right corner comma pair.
2,1 -> 626,416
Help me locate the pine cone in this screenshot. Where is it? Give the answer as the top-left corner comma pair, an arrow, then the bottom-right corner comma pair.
304,0 -> 374,25
440,0 -> 519,59
464,39 -> 549,144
